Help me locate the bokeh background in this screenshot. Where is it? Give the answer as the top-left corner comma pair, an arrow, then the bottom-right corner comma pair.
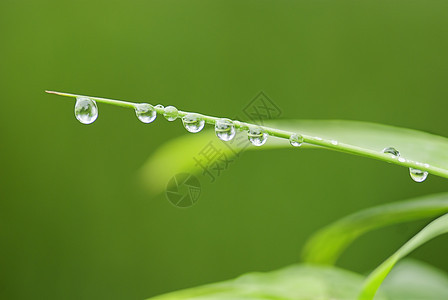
1,0 -> 448,299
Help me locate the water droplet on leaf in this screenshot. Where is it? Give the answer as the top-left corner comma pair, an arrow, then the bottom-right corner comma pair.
163,106 -> 178,121
134,103 -> 156,123
383,147 -> 400,156
289,134 -> 303,147
215,119 -> 235,141
248,126 -> 267,146
155,104 -> 164,111
409,168 -> 428,182
182,114 -> 205,133
330,140 -> 338,145
74,97 -> 98,124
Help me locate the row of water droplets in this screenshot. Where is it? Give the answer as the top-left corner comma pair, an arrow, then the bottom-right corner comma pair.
73,97 -> 430,183
74,96 -> 305,148
382,147 -> 429,182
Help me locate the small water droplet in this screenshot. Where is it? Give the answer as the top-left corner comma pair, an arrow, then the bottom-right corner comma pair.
74,97 -> 98,124
233,120 -> 242,128
215,119 -> 235,141
182,114 -> 205,133
409,168 -> 428,182
155,104 -> 164,110
330,140 -> 338,145
289,134 -> 303,147
383,147 -> 400,156
134,103 -> 156,123
163,106 -> 178,121
315,137 -> 323,141
247,126 -> 267,146
398,157 -> 406,163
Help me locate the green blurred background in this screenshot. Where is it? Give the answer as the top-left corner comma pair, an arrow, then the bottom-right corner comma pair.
1,0 -> 448,299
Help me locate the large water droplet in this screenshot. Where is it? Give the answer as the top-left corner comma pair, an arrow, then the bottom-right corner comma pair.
383,147 -> 400,156
134,103 -> 156,123
182,114 -> 205,133
163,106 -> 178,121
289,133 -> 303,147
409,168 -> 428,182
215,118 -> 235,141
74,97 -> 98,124
248,127 -> 267,146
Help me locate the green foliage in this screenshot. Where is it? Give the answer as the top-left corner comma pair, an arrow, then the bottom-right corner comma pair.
378,259 -> 448,300
302,193 -> 448,264
359,213 -> 448,299
147,260 -> 448,300
146,197 -> 448,300
49,92 -> 448,299
142,119 -> 448,194
141,116 -> 448,299
148,264 -> 381,300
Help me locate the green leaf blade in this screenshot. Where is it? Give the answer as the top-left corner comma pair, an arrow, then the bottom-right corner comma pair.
359,213 -> 448,300
141,120 -> 448,195
148,264 -> 380,300
302,192 -> 448,264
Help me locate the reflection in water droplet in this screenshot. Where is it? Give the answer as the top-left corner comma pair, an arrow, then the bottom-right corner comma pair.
215,119 -> 235,141
248,126 -> 267,146
134,103 -> 156,123
163,106 -> 178,121
182,114 -> 205,133
409,168 -> 428,182
74,97 -> 98,124
289,134 -> 303,147
383,147 -> 400,156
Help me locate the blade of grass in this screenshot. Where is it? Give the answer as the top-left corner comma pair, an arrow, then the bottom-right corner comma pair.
302,193 -> 448,264
47,91 -> 448,187
141,119 -> 448,195
358,212 -> 448,300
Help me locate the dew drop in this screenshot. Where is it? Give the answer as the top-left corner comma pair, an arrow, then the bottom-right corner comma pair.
289,133 -> 303,147
74,97 -> 98,124
134,103 -> 156,123
248,126 -> 267,146
383,147 -> 400,156
155,104 -> 164,110
182,114 -> 205,133
233,120 -> 242,128
330,140 -> 338,146
398,157 -> 406,163
409,168 -> 428,182
163,106 -> 178,121
215,119 -> 236,141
